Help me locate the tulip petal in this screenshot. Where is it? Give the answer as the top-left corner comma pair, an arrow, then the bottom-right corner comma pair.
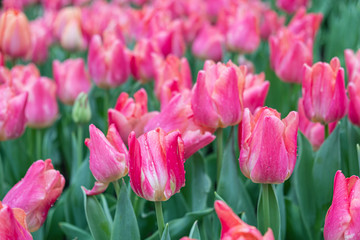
82,182 -> 109,196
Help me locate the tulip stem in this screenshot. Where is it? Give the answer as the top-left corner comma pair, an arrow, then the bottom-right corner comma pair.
324,124 -> 329,140
113,181 -> 121,198
36,129 -> 43,160
155,201 -> 165,238
216,128 -> 224,182
77,124 -> 83,167
104,89 -> 110,121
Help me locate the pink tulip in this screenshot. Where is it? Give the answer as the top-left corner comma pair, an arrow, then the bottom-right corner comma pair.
348,74 -> 360,127
0,9 -> 31,58
215,200 -> 274,240
41,0 -> 70,10
243,72 -> 270,114
83,124 -> 129,195
88,35 -> 129,88
302,57 -> 348,124
260,9 -> 285,40
345,49 -> 360,83
53,58 -> 92,105
3,159 -> 65,232
145,91 -> 215,159
128,128 -> 185,201
191,60 -> 245,129
26,18 -> 52,63
239,107 -> 298,184
192,23 -> 225,62
108,88 -> 159,145
0,85 -> 28,141
0,202 -> 33,240
287,8 -> 322,42
324,171 -> 360,240
277,0 -> 309,14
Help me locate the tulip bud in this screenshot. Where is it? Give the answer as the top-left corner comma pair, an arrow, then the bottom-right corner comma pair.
302,57 -> 348,124
215,200 -> 274,240
345,49 -> 360,83
0,9 -> 31,58
72,93 -> 91,124
83,124 -> 129,195
324,171 -> 360,240
2,159 -> 65,232
239,107 -> 298,184
128,128 -> 185,201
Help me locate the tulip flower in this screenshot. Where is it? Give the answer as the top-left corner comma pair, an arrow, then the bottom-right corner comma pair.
260,9 -> 285,40
26,18 -> 52,63
277,0 -> 309,14
108,88 -> 159,145
239,107 -> 298,184
348,74 -> 360,127
0,9 -> 31,58
128,128 -> 185,201
88,35 -> 129,88
0,202 -> 33,240
302,57 -> 348,124
0,85 -> 28,141
191,60 -> 245,129
2,159 -> 65,232
324,171 -> 360,240
83,124 -> 129,195
215,200 -> 274,240
345,49 -> 360,83
53,58 -> 92,105
243,72 -> 270,114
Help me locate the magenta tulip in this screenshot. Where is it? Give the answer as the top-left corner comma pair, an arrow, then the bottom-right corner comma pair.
277,0 -> 309,14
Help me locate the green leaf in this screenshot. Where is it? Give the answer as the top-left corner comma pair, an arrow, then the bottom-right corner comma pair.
59,222 -> 93,240
161,224 -> 171,240
257,184 -> 281,240
111,180 -> 140,240
284,199 -> 308,240
83,190 -> 112,240
345,120 -> 360,176
189,221 -> 201,240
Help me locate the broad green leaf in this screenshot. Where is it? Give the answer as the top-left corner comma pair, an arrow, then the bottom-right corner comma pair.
189,221 -> 201,240
284,199 -> 308,240
276,184 -> 286,240
59,222 -> 93,240
44,197 -> 66,240
161,224 -> 171,240
346,120 -> 360,176
111,180 -> 140,240
83,190 -> 112,240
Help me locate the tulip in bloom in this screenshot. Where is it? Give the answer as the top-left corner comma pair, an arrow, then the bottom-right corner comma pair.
0,202 -> 33,240
239,107 -> 298,184
260,9 -> 285,40
345,49 -> 360,83
191,60 -> 245,129
215,200 -> 274,240
324,171 -> 360,240
2,159 -> 65,232
0,85 -> 28,141
26,18 -> 52,63
287,8 -> 322,42
53,58 -> 92,105
128,128 -> 185,201
348,74 -> 360,127
277,0 -> 309,14
243,72 -> 270,114
302,57 -> 348,124
0,9 -> 31,58
88,35 -> 129,88
83,124 -> 129,195
108,88 -> 159,145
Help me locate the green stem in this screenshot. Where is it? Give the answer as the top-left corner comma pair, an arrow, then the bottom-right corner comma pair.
112,181 -> 121,198
77,124 -> 83,167
104,89 -> 110,121
261,184 -> 271,231
155,201 -> 165,238
324,124 -> 329,140
216,128 -> 224,182
36,129 -> 43,160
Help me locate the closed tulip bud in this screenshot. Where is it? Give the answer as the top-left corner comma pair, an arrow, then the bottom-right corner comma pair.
191,60 -> 245,129
88,35 -> 129,88
239,107 -> 298,184
277,0 -> 309,14
324,171 -> 360,240
302,57 -> 348,124
128,128 -> 185,201
287,9 -> 322,42
83,124 -> 129,195
348,74 -> 360,127
345,49 -> 360,83
215,200 -> 274,240
72,92 -> 91,124
244,72 -> 270,114
0,202 -> 33,240
3,159 -> 65,232
53,58 -> 92,105
0,9 -> 31,58
0,85 -> 28,141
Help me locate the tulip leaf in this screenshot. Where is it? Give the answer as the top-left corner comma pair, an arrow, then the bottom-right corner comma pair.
59,222 -> 93,240
357,144 -> 360,173
284,199 -> 308,240
0,154 -> 4,198
161,224 -> 171,240
216,131 -> 256,226
83,190 -> 112,240
111,180 -> 140,240
189,221 -> 201,240
344,120 -> 360,176
257,184 -> 281,240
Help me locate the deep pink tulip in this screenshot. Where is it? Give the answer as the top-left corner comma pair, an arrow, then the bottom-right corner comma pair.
348,74 -> 360,127
26,18 -> 52,63
345,49 -> 360,83
145,91 -> 215,159
53,58 -> 92,105
239,107 -> 298,184
0,85 -> 28,141
260,9 -> 285,40
302,57 -> 348,124
41,0 -> 70,10
215,200 -> 274,240
128,128 -> 185,201
324,171 -> 360,240
108,88 -> 159,145
287,8 -> 322,42
243,72 -> 270,114
191,60 -> 245,129
3,159 -> 65,232
83,124 -> 129,195
88,35 -> 129,89
277,0 -> 309,14
0,202 -> 33,240
192,23 -> 225,62
0,9 -> 31,58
